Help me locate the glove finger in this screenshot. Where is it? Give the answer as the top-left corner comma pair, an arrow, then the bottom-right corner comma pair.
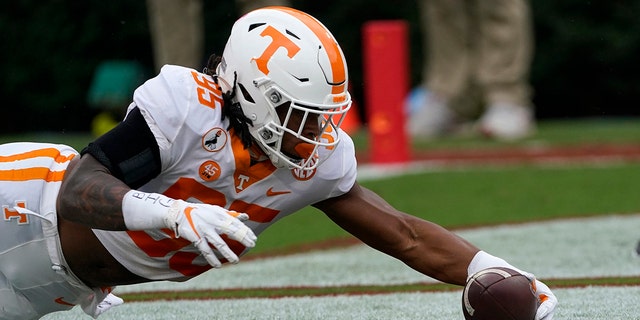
534,280 -> 557,320
217,216 -> 257,247
94,293 -> 124,317
536,301 -> 555,320
535,293 -> 557,320
226,224 -> 257,248
227,210 -> 249,222
205,232 -> 240,264
103,293 -> 124,307
194,238 -> 222,268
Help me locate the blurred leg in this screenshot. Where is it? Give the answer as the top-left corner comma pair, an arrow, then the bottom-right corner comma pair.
146,0 -> 205,72
410,0 -> 471,137
475,0 -> 535,140
419,0 -> 471,101
475,0 -> 533,107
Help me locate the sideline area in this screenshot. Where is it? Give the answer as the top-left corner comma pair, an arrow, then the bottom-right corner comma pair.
44,214 -> 640,319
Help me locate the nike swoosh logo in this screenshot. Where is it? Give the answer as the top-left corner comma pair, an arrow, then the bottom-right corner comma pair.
184,206 -> 200,237
266,187 -> 291,197
55,297 -> 75,306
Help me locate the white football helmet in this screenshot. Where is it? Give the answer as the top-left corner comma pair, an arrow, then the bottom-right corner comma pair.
216,6 -> 352,170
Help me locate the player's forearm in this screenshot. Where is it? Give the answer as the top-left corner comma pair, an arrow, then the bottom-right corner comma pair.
400,216 -> 479,286
57,155 -> 130,230
317,184 -> 479,286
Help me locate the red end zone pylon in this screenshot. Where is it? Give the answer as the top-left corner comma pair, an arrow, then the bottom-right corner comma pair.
339,82 -> 362,134
362,20 -> 411,164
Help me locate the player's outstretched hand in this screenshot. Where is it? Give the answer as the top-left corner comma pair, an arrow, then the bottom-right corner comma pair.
518,270 -> 557,320
166,200 -> 257,268
531,278 -> 557,320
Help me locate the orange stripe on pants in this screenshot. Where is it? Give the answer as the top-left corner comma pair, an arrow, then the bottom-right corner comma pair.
0,147 -> 75,182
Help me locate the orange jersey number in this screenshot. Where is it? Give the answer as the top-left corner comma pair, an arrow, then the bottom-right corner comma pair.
191,71 -> 223,110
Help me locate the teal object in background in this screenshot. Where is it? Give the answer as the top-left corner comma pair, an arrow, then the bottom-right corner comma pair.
87,60 -> 147,110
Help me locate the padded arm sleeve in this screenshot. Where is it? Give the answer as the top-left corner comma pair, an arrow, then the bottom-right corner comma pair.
81,106 -> 161,188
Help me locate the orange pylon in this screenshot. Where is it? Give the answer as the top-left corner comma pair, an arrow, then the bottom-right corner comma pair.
340,98 -> 362,134
339,81 -> 362,134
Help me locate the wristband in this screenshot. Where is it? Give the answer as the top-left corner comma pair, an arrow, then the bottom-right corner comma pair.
122,190 -> 175,230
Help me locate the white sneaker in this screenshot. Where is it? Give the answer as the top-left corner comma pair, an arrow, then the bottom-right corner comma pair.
478,103 -> 535,141
408,91 -> 455,138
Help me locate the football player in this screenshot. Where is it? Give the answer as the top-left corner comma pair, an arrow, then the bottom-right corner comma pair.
0,7 -> 557,319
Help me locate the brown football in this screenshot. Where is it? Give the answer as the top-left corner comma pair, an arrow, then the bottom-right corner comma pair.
462,267 -> 538,320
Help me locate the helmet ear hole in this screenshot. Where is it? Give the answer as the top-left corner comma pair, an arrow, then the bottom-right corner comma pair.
238,83 -> 255,103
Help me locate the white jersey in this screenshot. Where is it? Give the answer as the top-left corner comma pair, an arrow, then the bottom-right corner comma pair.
93,65 -> 358,281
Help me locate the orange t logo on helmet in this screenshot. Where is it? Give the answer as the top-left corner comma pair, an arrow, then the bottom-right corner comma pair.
252,25 -> 301,76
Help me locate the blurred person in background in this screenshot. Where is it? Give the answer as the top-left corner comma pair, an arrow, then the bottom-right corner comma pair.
146,0 -> 291,72
409,0 -> 535,141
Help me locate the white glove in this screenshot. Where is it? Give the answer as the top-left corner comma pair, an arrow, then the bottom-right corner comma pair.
508,269 -> 557,320
93,293 -> 124,318
82,292 -> 124,319
530,277 -> 557,320
122,191 -> 257,268
166,200 -> 257,268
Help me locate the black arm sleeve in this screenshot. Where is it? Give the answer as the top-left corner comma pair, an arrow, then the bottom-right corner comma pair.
81,106 -> 162,188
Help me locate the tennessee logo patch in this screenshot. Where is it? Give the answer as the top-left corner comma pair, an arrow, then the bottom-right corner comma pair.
3,201 -> 28,225
199,161 -> 221,182
202,127 -> 228,152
